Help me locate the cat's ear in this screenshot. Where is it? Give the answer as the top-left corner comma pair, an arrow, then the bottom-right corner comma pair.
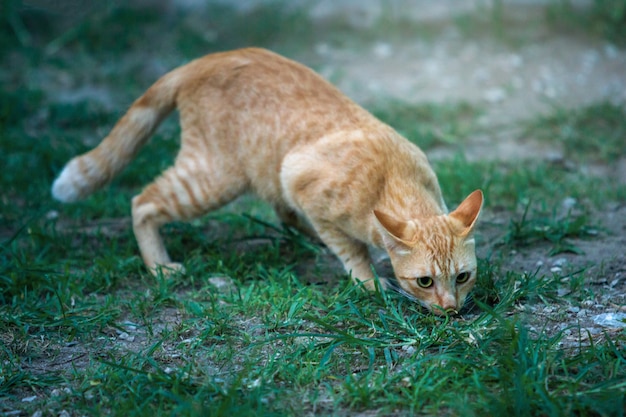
449,189 -> 483,237
373,210 -> 417,248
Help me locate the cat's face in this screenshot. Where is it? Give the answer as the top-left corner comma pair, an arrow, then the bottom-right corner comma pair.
374,190 -> 483,315
386,218 -> 478,314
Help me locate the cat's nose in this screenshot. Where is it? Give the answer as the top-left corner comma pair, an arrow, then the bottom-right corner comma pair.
433,295 -> 458,315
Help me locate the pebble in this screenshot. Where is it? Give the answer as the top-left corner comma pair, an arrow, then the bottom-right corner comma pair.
557,287 -> 570,297
22,396 -> 37,403
208,275 -> 237,293
552,258 -> 568,267
50,387 -> 71,397
117,331 -> 135,342
561,197 -> 577,210
593,312 -> 626,328
402,345 -> 417,355
586,327 -> 603,335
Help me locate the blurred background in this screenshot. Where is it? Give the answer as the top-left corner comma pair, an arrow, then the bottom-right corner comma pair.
1,0 -> 625,211
3,0 -> 625,131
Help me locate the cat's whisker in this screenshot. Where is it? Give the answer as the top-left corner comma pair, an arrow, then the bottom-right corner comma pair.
385,278 -> 420,303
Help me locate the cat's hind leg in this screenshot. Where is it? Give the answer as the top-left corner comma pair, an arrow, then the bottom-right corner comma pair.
131,152 -> 247,276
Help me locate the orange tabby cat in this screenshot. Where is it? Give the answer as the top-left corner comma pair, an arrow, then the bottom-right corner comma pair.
52,48 -> 482,315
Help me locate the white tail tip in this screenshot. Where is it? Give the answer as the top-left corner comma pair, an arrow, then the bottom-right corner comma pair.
51,159 -> 85,203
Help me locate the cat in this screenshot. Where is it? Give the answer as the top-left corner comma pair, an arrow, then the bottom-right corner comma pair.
52,47 -> 483,315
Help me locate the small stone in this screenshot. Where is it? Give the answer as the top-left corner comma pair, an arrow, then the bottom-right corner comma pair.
403,345 -> 416,355
561,197 -> 577,210
593,312 -> 626,328
208,275 -> 236,293
117,332 -> 135,342
50,388 -> 71,397
550,266 -> 562,273
122,321 -> 138,331
557,287 -> 570,297
535,260 -> 544,267
22,396 -> 37,403
568,306 -> 580,313
249,378 -> 262,389
553,258 -> 568,267
587,327 -> 603,335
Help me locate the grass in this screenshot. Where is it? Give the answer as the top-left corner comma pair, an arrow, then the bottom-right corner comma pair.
2,2 -> 626,416
370,101 -> 482,150
502,203 -> 598,255
547,0 -> 626,44
527,101 -> 626,163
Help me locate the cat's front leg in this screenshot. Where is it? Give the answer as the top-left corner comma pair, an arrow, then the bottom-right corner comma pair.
312,222 -> 379,290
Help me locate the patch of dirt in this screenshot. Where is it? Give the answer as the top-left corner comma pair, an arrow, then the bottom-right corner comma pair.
473,202 -> 626,347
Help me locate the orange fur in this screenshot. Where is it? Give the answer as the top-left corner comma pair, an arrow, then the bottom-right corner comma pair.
52,48 -> 483,315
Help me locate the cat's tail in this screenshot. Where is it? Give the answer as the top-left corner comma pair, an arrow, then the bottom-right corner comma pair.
51,71 -> 181,202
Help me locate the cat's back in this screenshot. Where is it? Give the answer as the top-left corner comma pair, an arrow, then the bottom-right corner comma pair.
173,48 -> 370,128
178,48 -> 336,94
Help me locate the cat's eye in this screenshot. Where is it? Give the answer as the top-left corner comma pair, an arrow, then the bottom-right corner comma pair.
456,272 -> 470,284
416,276 -> 433,288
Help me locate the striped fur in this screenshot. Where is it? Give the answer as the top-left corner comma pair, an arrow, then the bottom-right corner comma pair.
52,48 -> 483,315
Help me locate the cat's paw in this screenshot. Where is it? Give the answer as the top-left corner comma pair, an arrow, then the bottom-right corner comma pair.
152,262 -> 185,277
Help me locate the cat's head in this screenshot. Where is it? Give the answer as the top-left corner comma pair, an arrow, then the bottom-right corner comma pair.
374,190 -> 483,315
